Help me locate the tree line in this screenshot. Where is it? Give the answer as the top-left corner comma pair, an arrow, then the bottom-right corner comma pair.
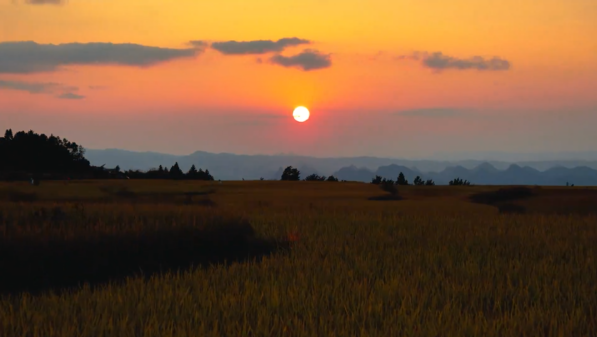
0,129 -> 213,181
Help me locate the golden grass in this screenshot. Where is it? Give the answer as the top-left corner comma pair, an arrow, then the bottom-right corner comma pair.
0,180 -> 596,336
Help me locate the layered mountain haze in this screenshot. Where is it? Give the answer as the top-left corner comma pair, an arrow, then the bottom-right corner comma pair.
85,149 -> 597,185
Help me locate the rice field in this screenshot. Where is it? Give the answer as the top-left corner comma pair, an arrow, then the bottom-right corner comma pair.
1,180 -> 596,336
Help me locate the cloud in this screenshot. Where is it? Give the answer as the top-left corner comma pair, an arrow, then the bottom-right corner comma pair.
187,40 -> 209,52
25,0 -> 63,4
57,92 -> 85,99
269,49 -> 332,71
398,51 -> 511,71
210,37 -> 310,55
0,79 -> 83,99
0,41 -> 202,74
0,79 -> 60,94
88,85 -> 108,90
395,108 -> 465,118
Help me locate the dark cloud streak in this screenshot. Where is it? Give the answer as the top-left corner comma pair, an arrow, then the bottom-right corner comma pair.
57,92 -> 85,100
269,49 -> 332,71
395,108 -> 465,118
0,79 -> 83,99
210,38 -> 310,55
399,51 -> 511,71
0,41 -> 202,74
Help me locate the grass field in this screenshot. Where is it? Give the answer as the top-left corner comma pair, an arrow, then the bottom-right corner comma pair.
1,180 -> 596,336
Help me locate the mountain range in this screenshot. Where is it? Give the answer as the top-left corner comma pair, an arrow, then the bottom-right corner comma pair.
84,149 -> 597,186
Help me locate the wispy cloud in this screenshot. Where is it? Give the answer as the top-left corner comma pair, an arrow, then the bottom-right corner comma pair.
57,92 -> 85,100
0,41 -> 203,74
15,0 -> 64,5
270,49 -> 332,71
395,108 -> 467,118
398,51 -> 511,72
187,40 -> 209,53
0,79 -> 83,99
210,38 -> 310,55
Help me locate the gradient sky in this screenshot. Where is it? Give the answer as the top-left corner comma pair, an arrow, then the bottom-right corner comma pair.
1,0 -> 596,158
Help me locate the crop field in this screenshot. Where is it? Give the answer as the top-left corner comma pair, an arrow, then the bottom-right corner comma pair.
0,180 -> 596,336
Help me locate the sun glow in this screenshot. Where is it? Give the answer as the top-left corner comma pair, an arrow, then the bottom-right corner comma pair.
293,106 -> 310,122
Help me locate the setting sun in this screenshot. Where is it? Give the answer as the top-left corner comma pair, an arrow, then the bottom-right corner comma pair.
293,106 -> 310,122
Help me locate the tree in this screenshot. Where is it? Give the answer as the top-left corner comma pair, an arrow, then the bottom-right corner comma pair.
371,175 -> 383,184
380,180 -> 398,195
4,129 -> 13,141
305,173 -> 326,181
281,166 -> 300,181
396,172 -> 409,185
413,176 -> 424,186
202,169 -> 214,181
449,177 -> 471,186
169,162 -> 184,179
425,179 -> 435,186
187,164 -> 198,179
114,165 -> 120,173
326,175 -> 339,182
0,129 -> 90,174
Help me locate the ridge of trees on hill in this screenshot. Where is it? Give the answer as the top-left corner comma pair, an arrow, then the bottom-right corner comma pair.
280,166 -> 342,182
0,129 -> 90,174
0,129 -> 213,181
371,173 -> 436,186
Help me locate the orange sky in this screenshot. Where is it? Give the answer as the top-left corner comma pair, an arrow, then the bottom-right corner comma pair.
1,0 -> 596,157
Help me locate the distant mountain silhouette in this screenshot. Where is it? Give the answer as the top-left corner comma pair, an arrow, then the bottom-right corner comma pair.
84,149 -> 597,185
331,163 -> 597,186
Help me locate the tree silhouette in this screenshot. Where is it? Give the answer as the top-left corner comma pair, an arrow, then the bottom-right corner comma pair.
371,175 -> 383,184
413,176 -> 424,186
326,175 -> 339,182
425,179 -> 435,186
305,173 -> 326,181
0,129 -> 90,175
168,162 -> 184,179
187,164 -> 198,179
4,129 -> 13,141
380,180 -> 398,195
281,166 -> 300,181
449,177 -> 471,186
396,172 -> 409,185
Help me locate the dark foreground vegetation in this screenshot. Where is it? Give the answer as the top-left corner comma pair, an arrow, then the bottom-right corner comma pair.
1,180 -> 596,336
0,206 -> 290,295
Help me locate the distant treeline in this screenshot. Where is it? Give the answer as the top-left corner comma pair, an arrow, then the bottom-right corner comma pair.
0,129 -> 213,181
122,164 -> 214,181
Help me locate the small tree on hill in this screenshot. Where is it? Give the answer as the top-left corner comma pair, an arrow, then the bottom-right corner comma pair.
449,177 -> 471,186
413,176 -> 424,186
396,172 -> 409,185
380,180 -> 398,195
371,175 -> 383,184
305,173 -> 326,181
187,164 -> 198,179
169,162 -> 184,179
281,166 -> 300,181
425,179 -> 435,186
326,175 -> 339,182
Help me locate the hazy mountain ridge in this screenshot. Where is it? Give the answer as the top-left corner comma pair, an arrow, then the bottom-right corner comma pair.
85,149 -> 597,185
332,163 -> 597,186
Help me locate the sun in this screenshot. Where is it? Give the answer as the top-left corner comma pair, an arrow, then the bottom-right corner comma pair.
293,106 -> 310,122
